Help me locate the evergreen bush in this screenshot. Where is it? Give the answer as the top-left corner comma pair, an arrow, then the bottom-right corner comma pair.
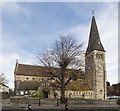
31,91 -> 45,98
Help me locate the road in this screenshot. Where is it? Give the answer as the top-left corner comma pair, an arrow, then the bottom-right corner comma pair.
2,109 -> 118,111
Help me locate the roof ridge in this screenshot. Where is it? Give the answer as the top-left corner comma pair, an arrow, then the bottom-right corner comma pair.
18,63 -> 45,67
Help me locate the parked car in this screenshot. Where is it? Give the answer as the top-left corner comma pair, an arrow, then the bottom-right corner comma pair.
107,96 -> 118,99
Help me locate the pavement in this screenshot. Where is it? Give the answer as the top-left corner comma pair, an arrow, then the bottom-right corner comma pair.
1,109 -> 120,111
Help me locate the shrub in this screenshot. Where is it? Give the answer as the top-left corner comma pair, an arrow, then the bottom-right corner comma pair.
31,91 -> 45,98
2,92 -> 9,99
9,89 -> 14,96
117,98 -> 120,105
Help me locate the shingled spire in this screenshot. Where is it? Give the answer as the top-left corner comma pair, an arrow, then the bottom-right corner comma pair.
85,15 -> 105,56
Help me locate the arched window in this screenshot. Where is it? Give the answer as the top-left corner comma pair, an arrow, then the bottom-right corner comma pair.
76,92 -> 78,95
98,54 -> 100,59
91,92 -> 92,96
89,92 -> 90,95
74,92 -> 75,95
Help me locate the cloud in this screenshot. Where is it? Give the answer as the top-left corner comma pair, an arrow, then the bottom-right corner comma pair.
1,33 -> 35,88
97,3 -> 118,84
2,2 -> 19,15
2,2 -> 30,19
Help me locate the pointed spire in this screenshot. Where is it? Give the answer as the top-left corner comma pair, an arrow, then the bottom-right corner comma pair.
85,14 -> 105,56
92,8 -> 94,16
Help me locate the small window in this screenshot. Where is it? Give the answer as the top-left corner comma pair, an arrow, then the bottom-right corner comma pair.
74,92 -> 75,95
76,92 -> 78,95
91,92 -> 92,95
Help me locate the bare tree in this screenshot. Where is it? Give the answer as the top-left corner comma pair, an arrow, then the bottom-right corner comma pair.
36,35 -> 84,103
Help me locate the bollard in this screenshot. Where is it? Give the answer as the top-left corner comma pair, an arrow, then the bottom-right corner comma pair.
28,104 -> 31,111
65,104 -> 68,111
39,99 -> 41,106
57,100 -> 59,107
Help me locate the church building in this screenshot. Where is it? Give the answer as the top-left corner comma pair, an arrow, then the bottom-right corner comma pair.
14,14 -> 107,100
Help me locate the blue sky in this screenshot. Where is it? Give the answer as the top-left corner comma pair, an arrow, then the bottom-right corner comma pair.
1,2 -> 118,89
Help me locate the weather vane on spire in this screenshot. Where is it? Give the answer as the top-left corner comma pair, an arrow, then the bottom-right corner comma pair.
92,8 -> 94,16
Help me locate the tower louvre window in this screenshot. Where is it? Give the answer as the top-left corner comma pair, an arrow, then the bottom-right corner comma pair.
91,54 -> 93,59
96,53 -> 103,60
96,53 -> 99,59
101,54 -> 103,59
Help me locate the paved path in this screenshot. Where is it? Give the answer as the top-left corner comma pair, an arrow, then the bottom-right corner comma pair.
2,104 -> 120,110
1,108 -> 119,111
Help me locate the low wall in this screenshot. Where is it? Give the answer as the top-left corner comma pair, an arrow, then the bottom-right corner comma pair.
10,97 -> 58,104
67,98 -> 117,105
10,97 -> 117,105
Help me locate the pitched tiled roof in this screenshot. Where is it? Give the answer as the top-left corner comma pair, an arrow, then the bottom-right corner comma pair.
112,82 -> 120,90
86,16 -> 105,56
17,81 -> 40,90
15,63 -> 51,77
14,63 -> 83,77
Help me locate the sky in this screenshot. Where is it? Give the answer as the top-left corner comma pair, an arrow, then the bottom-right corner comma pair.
1,1 -> 118,89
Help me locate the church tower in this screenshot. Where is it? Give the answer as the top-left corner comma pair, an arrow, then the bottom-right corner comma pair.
85,14 -> 107,100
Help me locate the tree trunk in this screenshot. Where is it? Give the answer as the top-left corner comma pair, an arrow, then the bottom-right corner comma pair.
60,85 -> 66,103
60,68 -> 67,103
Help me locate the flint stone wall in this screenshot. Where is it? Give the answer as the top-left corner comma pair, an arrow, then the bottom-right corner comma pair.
67,98 -> 116,105
10,97 -> 117,105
